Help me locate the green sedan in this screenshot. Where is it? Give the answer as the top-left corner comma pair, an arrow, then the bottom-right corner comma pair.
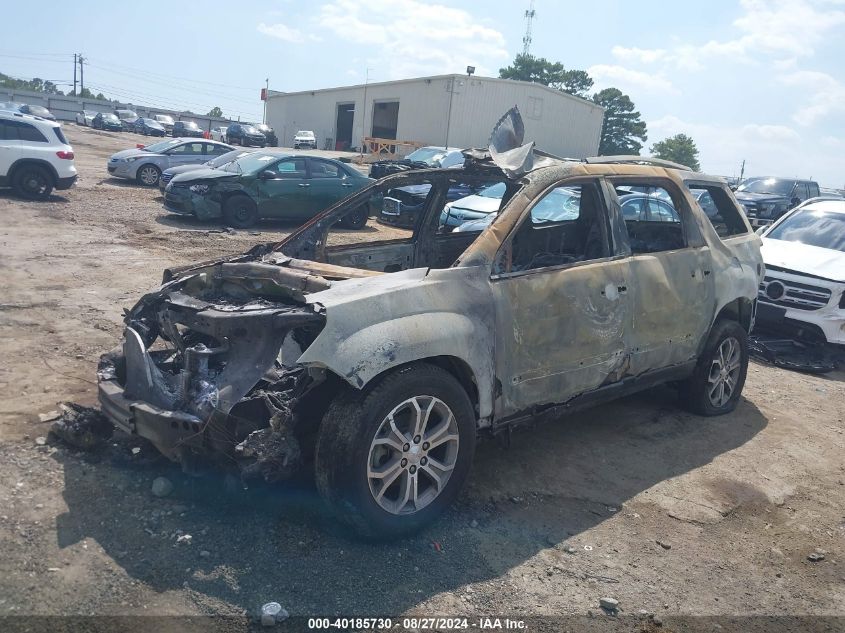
163,151 -> 372,228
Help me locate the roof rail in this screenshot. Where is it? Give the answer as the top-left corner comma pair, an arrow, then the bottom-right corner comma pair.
584,155 -> 693,171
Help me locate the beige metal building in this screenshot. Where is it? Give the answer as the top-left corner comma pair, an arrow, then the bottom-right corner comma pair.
265,74 -> 604,157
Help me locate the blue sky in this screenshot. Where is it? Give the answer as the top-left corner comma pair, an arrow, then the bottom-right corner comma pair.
3,0 -> 843,186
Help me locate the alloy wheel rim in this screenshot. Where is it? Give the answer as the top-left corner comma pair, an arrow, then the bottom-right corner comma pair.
24,173 -> 47,195
367,395 -> 460,515
140,167 -> 158,185
707,337 -> 741,408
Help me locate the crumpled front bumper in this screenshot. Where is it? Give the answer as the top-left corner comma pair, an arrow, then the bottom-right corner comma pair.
163,186 -> 223,220
97,278 -> 325,462
98,374 -> 206,458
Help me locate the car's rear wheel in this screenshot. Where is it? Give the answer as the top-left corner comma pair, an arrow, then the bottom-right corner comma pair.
315,363 -> 476,539
223,194 -> 258,228
13,165 -> 54,200
136,164 -> 161,187
339,203 -> 368,229
680,319 -> 748,415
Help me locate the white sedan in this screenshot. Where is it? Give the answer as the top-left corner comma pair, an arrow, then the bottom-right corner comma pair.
210,126 -> 228,143
76,110 -> 96,126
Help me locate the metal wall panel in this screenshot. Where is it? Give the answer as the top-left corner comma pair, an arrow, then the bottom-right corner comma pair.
266,75 -> 603,156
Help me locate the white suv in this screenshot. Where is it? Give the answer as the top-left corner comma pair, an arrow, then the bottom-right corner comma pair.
0,111 -> 78,199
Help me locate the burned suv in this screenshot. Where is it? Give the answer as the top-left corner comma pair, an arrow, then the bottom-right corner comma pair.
97,110 -> 763,538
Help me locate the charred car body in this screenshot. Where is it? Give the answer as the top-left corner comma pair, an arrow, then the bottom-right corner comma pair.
98,110 -> 763,538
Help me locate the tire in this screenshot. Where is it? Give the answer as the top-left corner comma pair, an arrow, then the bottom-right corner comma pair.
13,164 -> 54,200
340,203 -> 368,229
680,319 -> 749,416
315,363 -> 476,539
135,164 -> 161,187
223,194 -> 258,228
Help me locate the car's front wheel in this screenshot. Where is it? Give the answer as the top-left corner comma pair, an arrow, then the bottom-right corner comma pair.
13,165 -> 54,200
680,319 -> 749,415
315,363 -> 476,539
223,194 -> 258,228
136,164 -> 161,187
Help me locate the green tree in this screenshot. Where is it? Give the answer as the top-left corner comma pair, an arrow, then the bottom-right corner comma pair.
0,72 -> 64,95
552,70 -> 593,99
650,134 -> 701,170
591,88 -> 648,155
499,54 -> 593,98
207,106 -> 223,117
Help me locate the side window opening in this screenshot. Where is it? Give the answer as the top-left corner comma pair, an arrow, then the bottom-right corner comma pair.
686,183 -> 748,238
309,159 -> 342,179
494,180 -> 609,274
16,122 -> 48,143
437,180 -> 510,236
273,158 -> 307,178
613,183 -> 686,254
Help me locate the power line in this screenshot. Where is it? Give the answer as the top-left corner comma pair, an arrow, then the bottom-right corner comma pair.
84,57 -> 256,92
85,62 -> 259,105
85,81 -> 259,118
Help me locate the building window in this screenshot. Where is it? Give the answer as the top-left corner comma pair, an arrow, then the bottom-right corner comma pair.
527,96 -> 543,120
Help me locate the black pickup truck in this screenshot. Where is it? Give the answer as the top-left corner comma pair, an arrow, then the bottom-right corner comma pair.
734,177 -> 820,227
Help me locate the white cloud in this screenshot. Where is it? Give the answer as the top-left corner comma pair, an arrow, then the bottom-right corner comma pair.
257,22 -> 320,43
646,114 -> 842,187
778,70 -> 845,125
315,0 -> 508,79
611,46 -> 667,64
612,1 -> 845,71
587,64 -> 676,94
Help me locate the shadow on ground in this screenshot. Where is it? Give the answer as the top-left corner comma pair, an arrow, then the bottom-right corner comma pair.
0,190 -> 70,204
53,385 -> 767,615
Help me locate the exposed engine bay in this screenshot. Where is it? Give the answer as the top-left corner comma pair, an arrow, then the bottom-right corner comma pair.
97,257 -> 375,480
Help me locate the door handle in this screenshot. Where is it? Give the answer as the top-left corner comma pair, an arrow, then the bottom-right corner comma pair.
298,183 -> 310,188
342,182 -> 354,187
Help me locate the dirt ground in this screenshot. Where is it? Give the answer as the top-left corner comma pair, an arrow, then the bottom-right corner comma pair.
0,125 -> 843,631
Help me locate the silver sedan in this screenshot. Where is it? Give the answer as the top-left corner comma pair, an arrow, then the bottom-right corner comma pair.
106,138 -> 234,186
76,110 -> 96,126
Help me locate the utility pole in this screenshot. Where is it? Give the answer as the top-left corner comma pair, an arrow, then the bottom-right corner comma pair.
445,77 -> 455,149
263,78 -> 269,124
522,1 -> 536,56
739,159 -> 745,182
359,68 -> 371,158
73,54 -> 77,96
78,55 -> 85,96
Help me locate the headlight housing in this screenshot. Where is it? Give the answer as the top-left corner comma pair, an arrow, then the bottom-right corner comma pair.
759,202 -> 787,218
189,183 -> 210,195
125,156 -> 143,163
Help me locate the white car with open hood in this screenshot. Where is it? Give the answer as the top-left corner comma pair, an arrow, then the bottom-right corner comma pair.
757,199 -> 845,346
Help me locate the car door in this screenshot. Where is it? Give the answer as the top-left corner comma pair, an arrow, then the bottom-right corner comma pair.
609,177 -> 715,374
200,142 -> 226,162
491,178 -> 633,416
164,142 -> 205,168
257,156 -> 310,218
305,158 -> 357,217
0,120 -> 22,177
